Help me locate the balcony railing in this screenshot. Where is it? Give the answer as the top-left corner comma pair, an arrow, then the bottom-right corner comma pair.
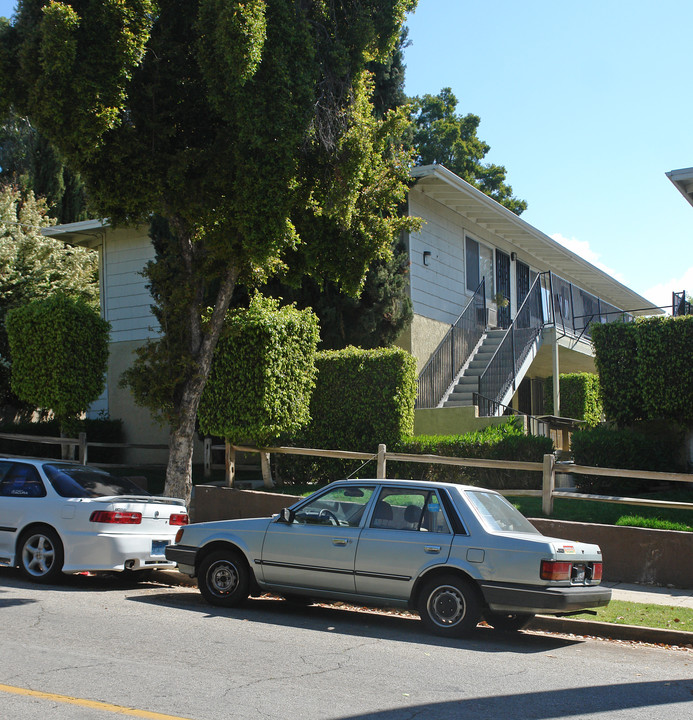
416,279 -> 486,409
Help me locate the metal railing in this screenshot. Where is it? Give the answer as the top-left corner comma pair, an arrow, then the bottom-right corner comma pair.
477,274 -> 545,415
416,279 -> 486,408
673,290 -> 692,316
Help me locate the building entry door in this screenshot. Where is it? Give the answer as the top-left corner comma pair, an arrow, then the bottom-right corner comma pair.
496,250 -> 511,328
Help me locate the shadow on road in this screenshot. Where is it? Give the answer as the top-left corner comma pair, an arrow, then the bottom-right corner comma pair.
128,587 -> 583,654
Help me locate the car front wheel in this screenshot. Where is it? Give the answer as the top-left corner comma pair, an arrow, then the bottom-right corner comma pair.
198,550 -> 249,607
418,574 -> 481,637
18,527 -> 64,583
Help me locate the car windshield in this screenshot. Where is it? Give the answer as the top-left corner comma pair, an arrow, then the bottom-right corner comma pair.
465,490 -> 539,534
43,464 -> 150,499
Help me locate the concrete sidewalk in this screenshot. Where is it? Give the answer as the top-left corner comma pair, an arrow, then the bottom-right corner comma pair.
605,581 -> 693,609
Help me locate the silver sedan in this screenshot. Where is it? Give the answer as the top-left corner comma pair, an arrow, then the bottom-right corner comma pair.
166,479 -> 610,637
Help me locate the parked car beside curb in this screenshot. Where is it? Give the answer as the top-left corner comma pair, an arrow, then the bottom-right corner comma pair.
166,479 -> 610,637
0,457 -> 188,582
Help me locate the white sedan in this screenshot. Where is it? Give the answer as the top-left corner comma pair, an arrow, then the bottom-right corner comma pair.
0,457 -> 188,582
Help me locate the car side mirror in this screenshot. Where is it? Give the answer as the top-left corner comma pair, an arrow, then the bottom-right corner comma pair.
278,507 -> 295,524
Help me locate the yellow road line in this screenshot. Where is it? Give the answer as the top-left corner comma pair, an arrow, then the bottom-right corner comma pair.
0,683 -> 196,720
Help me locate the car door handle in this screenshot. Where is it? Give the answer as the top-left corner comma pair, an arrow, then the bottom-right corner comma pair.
332,538 -> 350,547
424,545 -> 441,554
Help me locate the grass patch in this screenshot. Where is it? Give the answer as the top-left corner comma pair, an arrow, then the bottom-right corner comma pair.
509,495 -> 693,532
570,599 -> 693,632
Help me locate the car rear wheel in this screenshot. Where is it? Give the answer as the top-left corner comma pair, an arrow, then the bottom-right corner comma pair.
418,574 -> 481,637
485,611 -> 535,632
18,527 -> 64,583
198,550 -> 249,607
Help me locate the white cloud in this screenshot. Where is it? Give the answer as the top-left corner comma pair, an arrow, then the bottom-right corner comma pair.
643,266 -> 693,312
550,233 -> 626,283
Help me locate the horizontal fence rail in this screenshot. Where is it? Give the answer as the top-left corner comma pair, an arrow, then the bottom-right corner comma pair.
2,430 -> 692,518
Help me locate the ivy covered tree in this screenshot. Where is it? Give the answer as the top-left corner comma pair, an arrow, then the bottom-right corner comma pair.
411,87 -> 527,215
198,294 -> 320,487
0,185 -> 98,407
0,1 -> 417,503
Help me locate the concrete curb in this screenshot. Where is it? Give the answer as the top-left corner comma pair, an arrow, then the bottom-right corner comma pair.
155,570 -> 693,647
529,615 -> 693,647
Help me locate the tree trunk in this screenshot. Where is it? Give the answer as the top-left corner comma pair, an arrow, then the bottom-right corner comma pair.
162,265 -> 239,506
260,451 -> 274,489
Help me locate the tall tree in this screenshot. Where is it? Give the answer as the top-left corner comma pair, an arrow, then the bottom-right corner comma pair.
0,108 -> 88,224
0,1 -> 417,504
411,87 -> 527,215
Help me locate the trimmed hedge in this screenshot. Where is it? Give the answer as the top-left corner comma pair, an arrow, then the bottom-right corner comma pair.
390,420 -> 554,489
276,346 -> 417,483
544,372 -> 602,426
6,294 -> 110,433
571,421 -> 687,495
592,316 -> 693,425
198,295 -> 320,445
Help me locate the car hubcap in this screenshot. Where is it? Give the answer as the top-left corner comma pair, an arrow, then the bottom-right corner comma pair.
428,585 -> 466,627
23,535 -> 55,577
208,560 -> 238,596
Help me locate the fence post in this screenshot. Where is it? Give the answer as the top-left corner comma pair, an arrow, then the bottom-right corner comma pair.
542,453 -> 555,516
78,432 -> 87,465
225,440 -> 235,487
377,444 -> 387,479
203,438 -> 212,477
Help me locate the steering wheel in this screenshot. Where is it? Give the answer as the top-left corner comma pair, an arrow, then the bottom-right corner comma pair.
319,509 -> 340,526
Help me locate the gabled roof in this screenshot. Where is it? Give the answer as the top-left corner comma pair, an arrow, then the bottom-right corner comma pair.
41,219 -> 109,249
411,164 -> 660,315
666,167 -> 693,208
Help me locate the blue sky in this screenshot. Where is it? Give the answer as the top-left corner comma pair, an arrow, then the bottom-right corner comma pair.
404,0 -> 692,309
2,1 -> 691,309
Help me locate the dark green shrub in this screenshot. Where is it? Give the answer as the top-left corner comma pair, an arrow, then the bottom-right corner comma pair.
276,346 -> 417,484
390,420 -> 553,489
198,295 -> 320,445
0,417 -> 124,462
592,316 -> 693,426
571,421 -> 687,495
544,372 -> 602,426
6,294 -> 110,434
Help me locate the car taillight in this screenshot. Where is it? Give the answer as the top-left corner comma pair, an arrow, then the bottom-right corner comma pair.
540,560 -> 572,581
591,562 -> 603,581
169,514 -> 189,526
89,510 -> 142,524
174,528 -> 185,543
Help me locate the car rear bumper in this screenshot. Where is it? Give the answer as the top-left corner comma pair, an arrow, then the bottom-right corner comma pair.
480,581 -> 612,614
165,544 -> 198,575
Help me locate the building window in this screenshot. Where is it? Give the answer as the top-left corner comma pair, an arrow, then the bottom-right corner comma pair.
466,236 -> 494,297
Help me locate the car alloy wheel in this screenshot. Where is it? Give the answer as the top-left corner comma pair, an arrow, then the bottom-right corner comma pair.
19,527 -> 64,583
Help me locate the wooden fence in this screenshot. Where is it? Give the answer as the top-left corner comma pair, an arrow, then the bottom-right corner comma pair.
2,431 -> 692,518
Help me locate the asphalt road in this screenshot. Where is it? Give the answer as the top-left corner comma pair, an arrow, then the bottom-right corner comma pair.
1,570 -> 692,720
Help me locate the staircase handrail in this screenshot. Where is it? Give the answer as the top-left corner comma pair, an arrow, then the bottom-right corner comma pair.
416,279 -> 486,408
477,273 -> 545,415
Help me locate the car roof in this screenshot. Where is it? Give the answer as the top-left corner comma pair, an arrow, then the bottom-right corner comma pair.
329,478 -> 486,493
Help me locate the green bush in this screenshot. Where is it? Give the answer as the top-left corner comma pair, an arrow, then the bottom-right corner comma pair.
544,372 -> 602,426
0,417 -> 124,462
198,295 -> 319,445
276,346 -> 417,483
592,316 -> 693,425
571,421 -> 687,495
6,294 -> 110,433
389,420 -> 553,489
